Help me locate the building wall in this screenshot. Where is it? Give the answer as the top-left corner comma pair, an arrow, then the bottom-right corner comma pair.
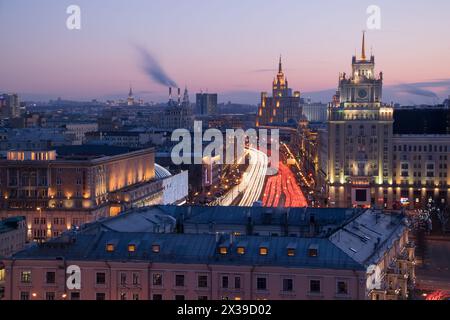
0,217 -> 27,257
3,259 -> 366,300
0,149 -> 157,241
302,103 -> 328,123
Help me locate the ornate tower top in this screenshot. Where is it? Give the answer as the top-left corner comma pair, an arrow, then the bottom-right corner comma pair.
361,31 -> 366,61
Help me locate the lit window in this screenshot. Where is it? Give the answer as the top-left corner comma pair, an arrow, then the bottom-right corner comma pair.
128,244 -> 136,252
219,247 -> 228,255
152,244 -> 160,253
237,247 -> 245,255
287,248 -> 295,257
259,247 -> 268,256
106,244 -> 114,252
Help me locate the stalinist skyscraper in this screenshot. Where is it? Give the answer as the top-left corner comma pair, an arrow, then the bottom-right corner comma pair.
327,33 -> 394,208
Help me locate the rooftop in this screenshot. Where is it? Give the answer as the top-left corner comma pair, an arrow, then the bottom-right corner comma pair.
12,231 -> 364,270
330,210 -> 407,266
54,145 -> 139,158
0,216 -> 26,234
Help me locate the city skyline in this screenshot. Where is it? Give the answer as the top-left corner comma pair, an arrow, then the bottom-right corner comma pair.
1,0 -> 450,104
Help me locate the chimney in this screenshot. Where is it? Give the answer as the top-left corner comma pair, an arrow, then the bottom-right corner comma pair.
169,87 -> 172,103
177,88 -> 181,105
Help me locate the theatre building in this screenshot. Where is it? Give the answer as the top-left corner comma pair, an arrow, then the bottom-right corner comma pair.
0,146 -> 163,241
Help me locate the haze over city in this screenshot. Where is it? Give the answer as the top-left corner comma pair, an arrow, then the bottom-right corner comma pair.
1,0 -> 450,104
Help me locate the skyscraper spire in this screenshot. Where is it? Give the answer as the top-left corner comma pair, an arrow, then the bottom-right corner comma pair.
128,84 -> 133,97
278,55 -> 283,73
361,31 -> 366,60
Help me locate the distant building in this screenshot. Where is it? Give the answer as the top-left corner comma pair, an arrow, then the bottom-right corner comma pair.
256,57 -> 302,126
0,216 -> 27,257
0,94 -> 20,119
85,131 -> 150,147
302,102 -> 328,123
196,93 -> 218,115
163,88 -> 193,130
0,128 -> 72,152
1,207 -> 414,300
393,107 -> 450,135
64,122 -> 98,145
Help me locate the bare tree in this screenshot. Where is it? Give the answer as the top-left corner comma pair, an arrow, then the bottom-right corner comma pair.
435,208 -> 449,234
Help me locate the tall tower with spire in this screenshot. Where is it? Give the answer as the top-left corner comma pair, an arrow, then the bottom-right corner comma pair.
257,56 -> 301,126
127,85 -> 135,106
326,33 -> 393,208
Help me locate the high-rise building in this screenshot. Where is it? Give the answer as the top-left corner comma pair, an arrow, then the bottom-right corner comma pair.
0,93 -> 20,119
256,57 -> 301,126
195,93 -> 218,115
327,33 -> 394,207
324,34 -> 450,209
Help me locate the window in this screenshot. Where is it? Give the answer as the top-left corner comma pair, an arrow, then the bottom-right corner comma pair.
287,248 -> 295,256
132,293 -> 140,300
219,247 -> 228,255
198,296 -> 208,300
237,247 -> 245,255
20,292 -> 30,300
106,244 -> 114,252
257,277 -> 267,291
153,294 -> 162,300
128,244 -> 136,252
96,272 -> 106,285
120,292 -> 127,300
175,295 -> 185,300
259,247 -> 268,256
153,273 -> 163,286
310,280 -> 321,293
96,292 -> 106,300
132,273 -> 140,285
337,281 -> 348,295
198,275 -> 208,288
45,292 -> 55,300
21,271 -> 32,283
283,278 -> 293,292
71,292 -> 80,300
152,244 -> 160,253
46,271 -> 56,284
120,273 -> 127,285
222,276 -> 229,289
175,274 -> 185,287
234,277 -> 241,289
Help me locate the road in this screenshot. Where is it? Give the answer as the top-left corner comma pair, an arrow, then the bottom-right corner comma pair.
262,162 -> 307,208
211,148 -> 268,207
238,148 -> 269,206
415,239 -> 450,292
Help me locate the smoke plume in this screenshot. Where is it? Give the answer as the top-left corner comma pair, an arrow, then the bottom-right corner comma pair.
135,45 -> 177,88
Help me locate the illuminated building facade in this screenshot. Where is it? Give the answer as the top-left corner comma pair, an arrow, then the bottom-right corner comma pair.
0,146 -> 162,241
326,34 -> 450,209
327,33 -> 393,208
256,58 -> 301,126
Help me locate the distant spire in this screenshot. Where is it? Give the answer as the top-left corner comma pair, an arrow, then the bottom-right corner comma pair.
128,84 -> 133,97
361,31 -> 366,60
278,55 -> 283,73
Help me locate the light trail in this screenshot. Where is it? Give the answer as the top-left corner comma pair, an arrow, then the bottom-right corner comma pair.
212,148 -> 268,207
262,162 -> 307,208
238,148 -> 268,206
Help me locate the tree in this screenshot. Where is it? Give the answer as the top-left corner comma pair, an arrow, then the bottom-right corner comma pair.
435,207 -> 449,235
